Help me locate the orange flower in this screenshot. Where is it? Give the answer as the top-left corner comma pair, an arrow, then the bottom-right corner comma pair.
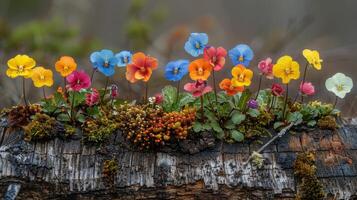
126,52 -> 158,83
231,64 -> 253,87
188,59 -> 212,81
219,78 -> 244,96
55,56 -> 77,77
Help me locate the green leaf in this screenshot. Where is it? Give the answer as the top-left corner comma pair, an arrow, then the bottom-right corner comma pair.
287,111 -> 303,125
86,106 -> 100,118
57,113 -> 71,122
68,91 -> 86,108
192,122 -> 203,132
231,130 -> 244,142
76,113 -> 86,123
210,121 -> 223,134
274,122 -> 285,129
162,85 -> 177,112
205,110 -> 217,122
307,120 -> 317,127
224,120 -> 236,130
237,90 -> 251,111
247,109 -> 260,118
178,93 -> 195,107
231,111 -> 246,125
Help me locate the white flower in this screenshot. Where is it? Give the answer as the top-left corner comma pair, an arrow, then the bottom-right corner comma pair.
325,73 -> 353,99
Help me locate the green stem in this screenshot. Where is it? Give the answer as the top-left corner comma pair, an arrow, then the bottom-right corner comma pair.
282,83 -> 289,120
333,96 -> 338,109
145,81 -> 149,104
90,68 -> 96,82
70,92 -> 75,124
176,80 -> 180,104
200,95 -> 204,121
63,77 -> 67,97
101,77 -> 109,105
42,87 -> 46,99
255,75 -> 262,100
22,77 -> 28,106
212,71 -> 218,103
300,62 -> 309,103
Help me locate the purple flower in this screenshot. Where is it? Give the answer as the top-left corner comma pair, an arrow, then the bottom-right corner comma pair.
247,99 -> 259,109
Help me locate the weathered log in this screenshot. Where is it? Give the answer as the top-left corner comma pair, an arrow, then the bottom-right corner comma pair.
1,119 -> 357,199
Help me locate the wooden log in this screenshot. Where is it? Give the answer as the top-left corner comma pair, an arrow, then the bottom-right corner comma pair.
0,119 -> 357,199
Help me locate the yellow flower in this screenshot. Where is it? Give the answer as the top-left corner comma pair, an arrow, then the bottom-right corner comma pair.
6,54 -> 36,78
31,67 -> 54,88
302,49 -> 322,70
231,64 -> 253,87
273,55 -> 300,84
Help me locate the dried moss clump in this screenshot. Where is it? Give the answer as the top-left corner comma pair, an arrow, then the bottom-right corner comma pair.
5,105 -> 41,128
294,151 -> 325,200
23,113 -> 56,141
317,115 -> 338,130
82,115 -> 118,144
102,159 -> 118,186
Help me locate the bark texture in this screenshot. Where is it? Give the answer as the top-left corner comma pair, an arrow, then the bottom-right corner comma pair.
0,119 -> 357,199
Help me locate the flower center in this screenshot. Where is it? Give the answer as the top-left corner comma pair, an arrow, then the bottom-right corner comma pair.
173,67 -> 179,75
197,67 -> 204,75
239,55 -> 244,62
195,42 -> 201,49
77,79 -> 81,85
140,67 -> 146,72
123,57 -> 128,64
284,67 -> 292,75
238,74 -> 245,82
212,56 -> 217,63
336,84 -> 344,91
40,75 -> 45,80
18,65 -> 24,72
104,62 -> 109,67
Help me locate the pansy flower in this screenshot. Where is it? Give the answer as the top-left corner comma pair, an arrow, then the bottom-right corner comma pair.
272,55 -> 300,84
303,49 -> 322,70
299,82 -> 315,96
203,46 -> 227,71
126,52 -> 158,83
55,56 -> 77,77
184,80 -> 212,97
66,70 -> 91,91
184,33 -> 208,57
164,59 -> 189,81
115,50 -> 132,67
90,49 -> 118,77
219,78 -> 244,96
228,44 -> 254,66
325,73 -> 353,99
258,57 -> 274,79
31,67 -> 54,88
188,59 -> 212,81
271,83 -> 284,96
6,54 -> 36,78
231,64 -> 254,87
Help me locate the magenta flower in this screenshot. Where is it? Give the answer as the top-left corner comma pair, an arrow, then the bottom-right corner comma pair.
86,88 -> 99,106
300,82 -> 315,96
184,80 -> 212,97
154,93 -> 163,104
66,70 -> 91,91
110,84 -> 118,98
271,83 -> 284,96
203,46 -> 227,71
258,57 -> 274,79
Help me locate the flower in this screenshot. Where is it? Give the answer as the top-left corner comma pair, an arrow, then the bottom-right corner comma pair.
271,83 -> 284,96
110,84 -> 118,98
126,52 -> 158,83
258,57 -> 274,79
55,56 -> 77,77
154,93 -> 163,104
6,54 -> 36,78
31,67 -> 54,88
184,80 -> 212,97
184,33 -> 208,57
219,78 -> 244,96
203,46 -> 227,71
86,88 -> 99,106
272,55 -> 300,84
247,99 -> 259,109
164,59 -> 189,81
228,44 -> 254,66
90,49 -> 118,77
188,59 -> 212,81
231,64 -> 254,87
66,70 -> 91,91
325,73 -> 353,99
115,50 -> 132,67
299,82 -> 315,96
303,49 -> 322,70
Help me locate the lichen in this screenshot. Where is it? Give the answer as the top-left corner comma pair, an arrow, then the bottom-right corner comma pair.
294,151 -> 325,200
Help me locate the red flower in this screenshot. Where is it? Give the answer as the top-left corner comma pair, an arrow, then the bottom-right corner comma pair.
86,88 -> 99,106
184,80 -> 212,97
299,82 -> 315,96
154,93 -> 163,104
66,70 -> 91,91
203,46 -> 227,71
271,83 -> 284,96
110,84 -> 119,98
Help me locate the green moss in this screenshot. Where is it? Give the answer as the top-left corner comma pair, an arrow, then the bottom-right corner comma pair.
102,159 -> 118,186
82,115 -> 118,144
317,115 -> 338,130
294,152 -> 325,200
23,113 -> 56,141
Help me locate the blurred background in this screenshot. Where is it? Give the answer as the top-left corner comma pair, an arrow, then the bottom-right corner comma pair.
0,0 -> 356,117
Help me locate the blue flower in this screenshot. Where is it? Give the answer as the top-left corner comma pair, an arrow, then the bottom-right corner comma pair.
115,50 -> 132,67
164,59 -> 189,81
184,33 -> 208,57
90,49 -> 118,77
228,44 -> 254,66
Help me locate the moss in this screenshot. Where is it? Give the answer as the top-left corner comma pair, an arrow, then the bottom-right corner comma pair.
102,159 -> 118,186
5,105 -> 41,128
317,115 -> 338,130
64,124 -> 76,137
82,115 -> 118,144
23,113 -> 56,141
294,152 -> 325,200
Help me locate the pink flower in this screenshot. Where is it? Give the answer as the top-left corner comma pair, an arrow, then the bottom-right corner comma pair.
86,88 -> 99,106
184,80 -> 212,97
66,70 -> 91,91
154,93 -> 163,104
271,83 -> 284,96
300,82 -> 315,96
258,57 -> 273,79
110,84 -> 118,98
203,46 -> 227,71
